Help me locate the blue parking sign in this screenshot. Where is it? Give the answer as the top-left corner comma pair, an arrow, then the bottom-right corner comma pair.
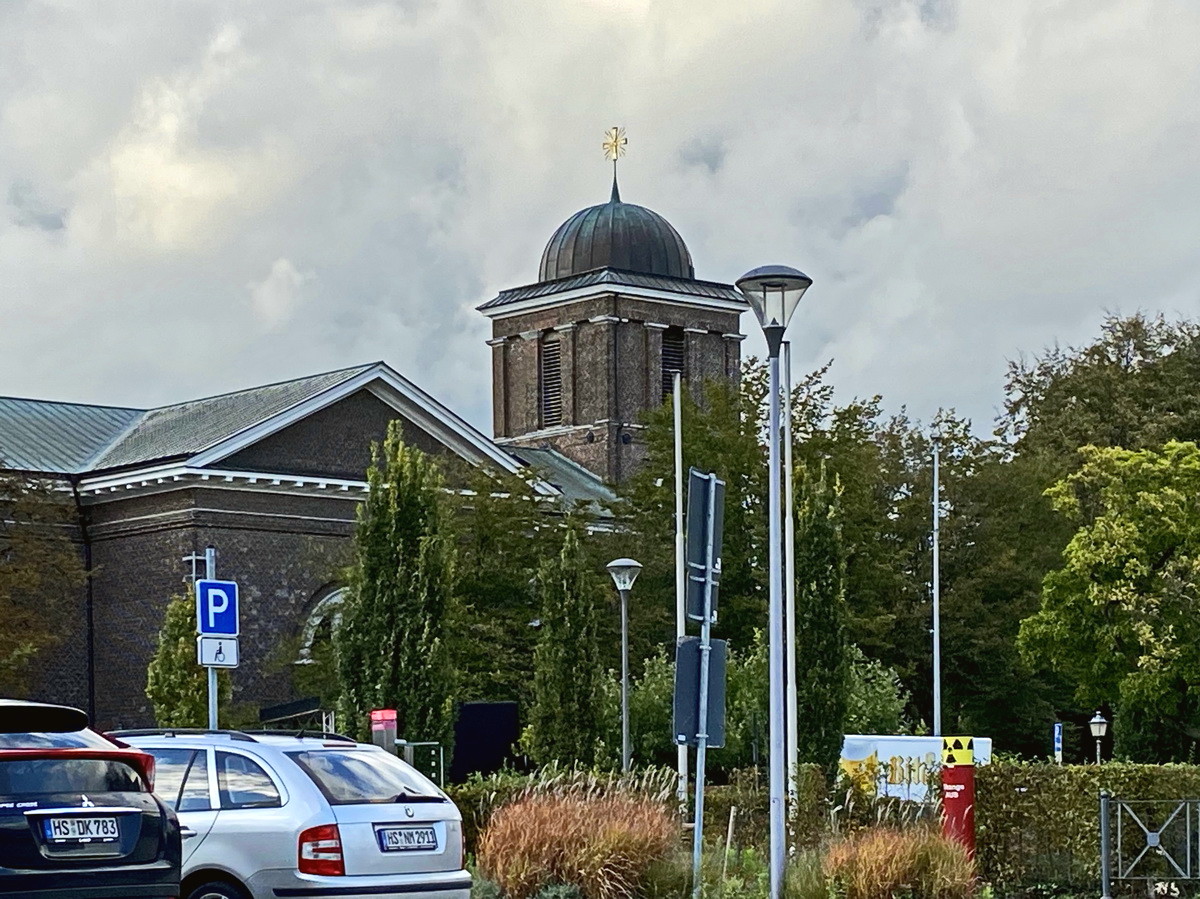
196,580 -> 239,637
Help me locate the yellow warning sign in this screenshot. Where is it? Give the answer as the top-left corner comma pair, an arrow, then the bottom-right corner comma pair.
941,736 -> 975,766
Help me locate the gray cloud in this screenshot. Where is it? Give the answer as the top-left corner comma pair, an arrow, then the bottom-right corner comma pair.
1,0 -> 1198,440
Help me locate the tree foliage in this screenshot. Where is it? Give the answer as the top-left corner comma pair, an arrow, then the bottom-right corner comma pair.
0,471 -> 85,695
524,523 -> 606,766
1019,441 -> 1200,760
335,423 -> 458,744
146,593 -> 231,727
792,463 -> 849,775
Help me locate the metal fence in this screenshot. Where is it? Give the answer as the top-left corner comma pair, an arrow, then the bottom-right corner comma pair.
1102,793 -> 1200,898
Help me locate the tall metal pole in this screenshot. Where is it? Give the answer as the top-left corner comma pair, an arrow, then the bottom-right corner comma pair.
931,436 -> 942,738
767,346 -> 786,899
205,545 -> 218,730
782,342 -> 798,822
674,370 -> 688,807
620,586 -> 630,773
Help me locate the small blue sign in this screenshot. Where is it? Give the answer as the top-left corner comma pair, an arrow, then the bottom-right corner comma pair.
1053,721 -> 1064,763
196,579 -> 239,637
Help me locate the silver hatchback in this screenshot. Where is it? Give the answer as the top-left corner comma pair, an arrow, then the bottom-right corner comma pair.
113,730 -> 470,899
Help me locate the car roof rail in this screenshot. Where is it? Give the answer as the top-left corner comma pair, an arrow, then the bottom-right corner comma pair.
107,728 -> 258,742
240,729 -> 357,743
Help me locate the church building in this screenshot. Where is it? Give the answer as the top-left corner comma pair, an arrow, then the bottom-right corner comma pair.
0,164 -> 748,727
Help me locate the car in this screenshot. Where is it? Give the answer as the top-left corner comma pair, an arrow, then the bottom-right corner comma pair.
0,699 -> 182,898
113,729 -> 471,899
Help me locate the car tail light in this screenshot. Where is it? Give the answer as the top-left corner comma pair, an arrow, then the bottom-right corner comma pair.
136,752 -> 156,791
298,824 -> 344,876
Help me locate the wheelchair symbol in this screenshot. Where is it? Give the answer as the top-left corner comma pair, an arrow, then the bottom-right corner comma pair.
214,642 -> 225,663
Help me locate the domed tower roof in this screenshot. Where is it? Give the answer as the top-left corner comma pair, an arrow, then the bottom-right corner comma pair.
538,180 -> 695,282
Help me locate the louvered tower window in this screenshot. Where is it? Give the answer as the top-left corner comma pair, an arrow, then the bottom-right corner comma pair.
662,327 -> 686,399
540,337 -> 563,427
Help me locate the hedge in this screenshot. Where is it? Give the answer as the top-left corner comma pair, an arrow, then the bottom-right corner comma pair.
976,760 -> 1200,896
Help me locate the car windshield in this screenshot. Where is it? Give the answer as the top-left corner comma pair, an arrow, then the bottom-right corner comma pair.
0,758 -> 143,797
286,749 -> 443,805
0,729 -> 113,750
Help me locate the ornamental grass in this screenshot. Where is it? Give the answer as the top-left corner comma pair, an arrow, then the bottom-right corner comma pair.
476,794 -> 675,899
823,826 -> 976,899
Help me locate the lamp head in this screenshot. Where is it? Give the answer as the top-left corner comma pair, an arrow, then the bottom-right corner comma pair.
606,558 -> 643,592
1089,710 -> 1108,738
736,265 -> 812,354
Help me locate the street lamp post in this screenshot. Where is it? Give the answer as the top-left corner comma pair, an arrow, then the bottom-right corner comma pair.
736,265 -> 812,899
1090,711 -> 1109,765
607,558 -> 643,774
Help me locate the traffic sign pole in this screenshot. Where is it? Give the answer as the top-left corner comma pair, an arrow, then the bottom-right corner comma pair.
205,547 -> 217,729
691,472 -> 719,899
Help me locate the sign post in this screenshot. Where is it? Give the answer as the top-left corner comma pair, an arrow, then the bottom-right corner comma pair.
1053,722 -> 1064,765
195,548 -> 239,730
674,468 -> 725,899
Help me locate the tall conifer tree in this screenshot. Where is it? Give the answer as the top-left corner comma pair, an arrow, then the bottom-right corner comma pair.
526,523 -> 605,765
335,423 -> 457,744
793,463 -> 850,777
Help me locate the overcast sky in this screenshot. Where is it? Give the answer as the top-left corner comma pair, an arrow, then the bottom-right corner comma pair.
3,0 -> 1198,436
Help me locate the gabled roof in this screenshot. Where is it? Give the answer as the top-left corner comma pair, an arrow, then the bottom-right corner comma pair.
0,397 -> 142,473
0,363 -> 540,492
477,266 -> 746,313
91,364 -> 375,470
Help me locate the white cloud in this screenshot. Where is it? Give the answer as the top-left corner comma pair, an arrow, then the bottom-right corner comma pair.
1,0 -> 1198,435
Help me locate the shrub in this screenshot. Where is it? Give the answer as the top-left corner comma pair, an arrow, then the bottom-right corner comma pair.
450,764 -> 678,858
823,827 -> 976,899
477,794 -> 675,899
471,879 -> 502,899
975,760 -> 1200,895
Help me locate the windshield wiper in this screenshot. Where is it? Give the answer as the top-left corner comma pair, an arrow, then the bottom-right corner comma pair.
390,791 -> 445,803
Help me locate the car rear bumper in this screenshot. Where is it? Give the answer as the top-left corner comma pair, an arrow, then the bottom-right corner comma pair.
0,862 -> 180,897
253,867 -> 472,899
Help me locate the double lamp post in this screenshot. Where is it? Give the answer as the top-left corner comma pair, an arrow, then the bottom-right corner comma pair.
606,265 -> 812,899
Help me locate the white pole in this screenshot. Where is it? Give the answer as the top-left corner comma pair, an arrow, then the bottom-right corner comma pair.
783,342 -> 798,822
205,545 -> 218,730
621,587 -> 630,773
767,348 -> 786,899
932,436 -> 942,738
674,370 -> 688,807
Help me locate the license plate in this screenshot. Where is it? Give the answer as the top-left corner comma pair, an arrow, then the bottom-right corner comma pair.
376,825 -> 437,852
44,816 -> 120,843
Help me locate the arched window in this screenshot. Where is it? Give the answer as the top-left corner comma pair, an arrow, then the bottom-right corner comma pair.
295,588 -> 346,665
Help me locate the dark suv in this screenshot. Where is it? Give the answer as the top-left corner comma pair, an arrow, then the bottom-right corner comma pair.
0,699 -> 181,898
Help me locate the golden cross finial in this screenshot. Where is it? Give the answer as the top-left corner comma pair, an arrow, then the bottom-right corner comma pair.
602,126 -> 628,163
602,126 -> 627,201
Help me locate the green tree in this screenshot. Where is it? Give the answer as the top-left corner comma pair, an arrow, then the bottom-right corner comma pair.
844,646 -> 909,735
525,523 -> 606,765
146,594 -> 231,727
0,470 -> 86,694
1018,441 -> 1200,761
446,463 -> 553,707
335,423 -> 458,744
792,464 -> 850,776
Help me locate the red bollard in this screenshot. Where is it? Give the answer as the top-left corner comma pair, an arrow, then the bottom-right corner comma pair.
941,736 -> 975,858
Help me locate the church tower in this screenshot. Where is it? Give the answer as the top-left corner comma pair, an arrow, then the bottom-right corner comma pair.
479,141 -> 747,484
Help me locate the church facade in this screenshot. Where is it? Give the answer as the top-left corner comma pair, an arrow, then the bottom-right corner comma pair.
0,174 -> 746,727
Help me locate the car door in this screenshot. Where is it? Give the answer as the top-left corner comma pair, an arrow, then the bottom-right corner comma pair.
144,746 -> 217,866
199,749 -> 295,886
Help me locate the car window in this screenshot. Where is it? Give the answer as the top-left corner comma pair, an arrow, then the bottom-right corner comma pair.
179,750 -> 212,811
0,758 -> 143,797
0,729 -> 113,749
216,752 -> 280,809
286,749 -> 443,805
146,748 -> 212,811
147,748 -> 191,808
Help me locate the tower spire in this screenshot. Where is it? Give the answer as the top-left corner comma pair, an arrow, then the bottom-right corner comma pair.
602,125 -> 627,203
